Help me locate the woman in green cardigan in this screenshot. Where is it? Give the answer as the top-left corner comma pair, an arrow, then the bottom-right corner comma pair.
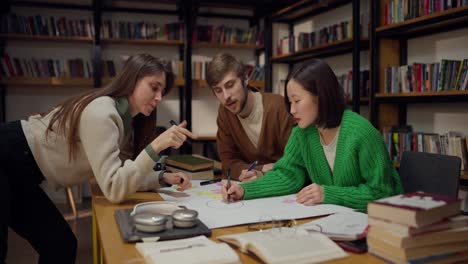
222,59 -> 403,211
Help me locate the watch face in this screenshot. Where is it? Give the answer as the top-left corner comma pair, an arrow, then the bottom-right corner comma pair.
154,163 -> 163,171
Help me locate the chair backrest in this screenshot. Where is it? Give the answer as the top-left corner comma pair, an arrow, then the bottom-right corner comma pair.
399,151 -> 461,198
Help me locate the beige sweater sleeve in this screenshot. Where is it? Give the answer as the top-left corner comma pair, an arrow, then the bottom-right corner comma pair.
79,99 -> 161,203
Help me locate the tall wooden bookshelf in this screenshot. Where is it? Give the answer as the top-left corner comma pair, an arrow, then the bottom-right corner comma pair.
370,1 -> 468,180
267,0 -> 370,112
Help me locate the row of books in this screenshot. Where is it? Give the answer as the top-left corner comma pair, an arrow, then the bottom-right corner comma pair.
383,0 -> 468,26
337,70 -> 370,99
1,13 -> 94,38
383,126 -> 468,170
275,14 -> 369,56
101,20 -> 183,41
192,25 -> 263,46
384,59 -> 468,94
368,192 -> 468,263
0,54 -> 116,79
189,56 -> 263,82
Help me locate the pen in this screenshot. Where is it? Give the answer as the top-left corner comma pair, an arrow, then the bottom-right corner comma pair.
227,168 -> 231,204
247,161 -> 258,172
200,178 -> 221,186
169,120 -> 192,145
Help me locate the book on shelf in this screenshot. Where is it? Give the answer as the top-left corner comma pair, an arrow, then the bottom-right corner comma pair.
217,228 -> 348,264
135,235 -> 240,264
382,0 -> 468,26
165,155 -> 213,172
383,59 -> 468,94
367,192 -> 461,228
368,215 -> 468,237
1,13 -> 94,38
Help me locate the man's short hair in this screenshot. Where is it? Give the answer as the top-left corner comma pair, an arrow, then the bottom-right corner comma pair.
206,53 -> 246,88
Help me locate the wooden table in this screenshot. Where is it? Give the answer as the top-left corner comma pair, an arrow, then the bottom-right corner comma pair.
90,180 -> 385,264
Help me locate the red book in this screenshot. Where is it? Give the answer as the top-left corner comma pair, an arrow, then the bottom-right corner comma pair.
368,192 -> 461,228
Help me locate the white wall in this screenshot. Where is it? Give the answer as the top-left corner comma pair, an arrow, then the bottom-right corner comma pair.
407,27 -> 468,135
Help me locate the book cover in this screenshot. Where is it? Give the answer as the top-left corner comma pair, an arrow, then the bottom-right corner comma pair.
165,155 -> 213,172
368,192 -> 461,227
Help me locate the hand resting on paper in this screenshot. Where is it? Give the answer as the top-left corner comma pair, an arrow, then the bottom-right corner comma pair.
163,172 -> 192,191
296,183 -> 324,206
221,181 -> 244,202
238,170 -> 261,182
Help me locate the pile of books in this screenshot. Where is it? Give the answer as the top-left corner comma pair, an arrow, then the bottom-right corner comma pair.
165,155 -> 214,180
367,192 -> 468,264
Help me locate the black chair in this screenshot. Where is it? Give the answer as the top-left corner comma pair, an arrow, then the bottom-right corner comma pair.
399,151 -> 461,198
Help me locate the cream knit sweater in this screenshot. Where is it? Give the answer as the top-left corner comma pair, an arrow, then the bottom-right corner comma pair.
21,96 -> 162,203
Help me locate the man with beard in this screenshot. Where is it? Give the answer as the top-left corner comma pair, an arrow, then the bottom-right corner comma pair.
206,53 -> 295,182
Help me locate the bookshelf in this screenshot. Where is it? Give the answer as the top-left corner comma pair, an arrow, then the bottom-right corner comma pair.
370,1 -> 468,182
1,77 -> 93,87
267,0 -> 369,112
0,33 -> 93,43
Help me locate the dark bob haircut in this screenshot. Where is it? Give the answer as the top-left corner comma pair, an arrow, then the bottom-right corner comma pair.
284,59 -> 346,128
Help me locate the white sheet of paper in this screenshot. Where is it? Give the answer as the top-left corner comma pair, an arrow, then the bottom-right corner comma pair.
158,180 -> 354,229
300,211 -> 368,240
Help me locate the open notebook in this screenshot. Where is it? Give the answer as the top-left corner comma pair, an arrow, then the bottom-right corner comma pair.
135,236 -> 240,264
217,228 -> 348,264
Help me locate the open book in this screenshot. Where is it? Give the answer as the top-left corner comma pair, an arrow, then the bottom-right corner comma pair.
136,236 -> 240,264
217,228 -> 348,264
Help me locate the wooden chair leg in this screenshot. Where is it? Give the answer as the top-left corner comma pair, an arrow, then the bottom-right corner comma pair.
66,187 -> 78,219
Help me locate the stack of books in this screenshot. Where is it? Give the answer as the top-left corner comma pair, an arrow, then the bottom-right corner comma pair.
165,155 -> 214,180
367,192 -> 468,264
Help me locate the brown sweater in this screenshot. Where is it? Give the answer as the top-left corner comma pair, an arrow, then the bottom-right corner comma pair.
216,91 -> 295,179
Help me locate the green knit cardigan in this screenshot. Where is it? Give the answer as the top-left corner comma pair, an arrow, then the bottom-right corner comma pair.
241,109 -> 403,212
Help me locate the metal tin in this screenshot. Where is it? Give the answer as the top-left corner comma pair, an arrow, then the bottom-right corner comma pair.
133,213 -> 168,233
172,209 -> 198,228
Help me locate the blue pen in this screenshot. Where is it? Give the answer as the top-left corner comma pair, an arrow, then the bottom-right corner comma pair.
247,161 -> 258,172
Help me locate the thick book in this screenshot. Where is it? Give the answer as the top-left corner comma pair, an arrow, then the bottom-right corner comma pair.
367,192 -> 461,228
368,215 -> 468,237
369,225 -> 468,249
136,236 -> 240,264
165,155 -> 214,172
369,241 -> 468,264
218,228 -> 348,264
165,165 -> 213,180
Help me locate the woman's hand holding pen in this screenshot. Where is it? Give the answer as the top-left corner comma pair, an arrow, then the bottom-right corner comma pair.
163,172 -> 192,191
151,120 -> 196,152
296,183 -> 324,206
222,182 -> 244,202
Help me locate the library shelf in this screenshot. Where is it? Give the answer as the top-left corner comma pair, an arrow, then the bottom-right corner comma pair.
0,34 -> 93,44
193,42 -> 263,50
376,5 -> 468,38
375,90 -> 468,103
1,77 -> 93,87
101,38 -> 183,46
272,0 -> 352,23
271,38 -> 369,64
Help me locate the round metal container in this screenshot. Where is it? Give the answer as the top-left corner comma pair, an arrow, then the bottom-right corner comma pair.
172,209 -> 198,228
133,213 -> 168,233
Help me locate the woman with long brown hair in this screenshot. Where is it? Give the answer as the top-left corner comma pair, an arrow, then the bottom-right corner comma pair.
0,53 -> 194,263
